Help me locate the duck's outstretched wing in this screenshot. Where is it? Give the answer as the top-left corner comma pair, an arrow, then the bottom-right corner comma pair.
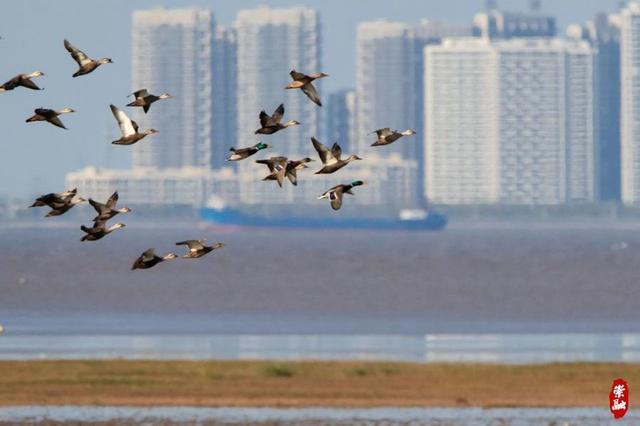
311,137 -> 336,165
330,143 -> 342,161
329,188 -> 344,211
64,39 -> 91,66
271,104 -> 285,123
141,248 -> 156,262
286,167 -> 298,186
176,240 -> 205,251
259,110 -> 271,127
88,198 -> 107,214
301,82 -> 321,106
290,70 -> 306,81
106,191 -> 119,209
47,115 -> 67,129
19,76 -> 42,91
110,104 -> 136,137
131,89 -> 149,99
255,158 -> 276,173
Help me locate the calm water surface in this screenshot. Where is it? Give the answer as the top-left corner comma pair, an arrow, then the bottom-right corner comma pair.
1,224 -> 640,362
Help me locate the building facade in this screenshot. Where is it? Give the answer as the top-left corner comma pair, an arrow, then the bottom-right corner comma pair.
425,37 -> 595,205
620,3 -> 640,205
325,89 -> 356,153
234,7 -> 321,158
131,8 -> 215,169
212,25 -> 238,170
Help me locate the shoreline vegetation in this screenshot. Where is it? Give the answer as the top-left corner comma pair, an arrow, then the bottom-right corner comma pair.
0,360 -> 635,407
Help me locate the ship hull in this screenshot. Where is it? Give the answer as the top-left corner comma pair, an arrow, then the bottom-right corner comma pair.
199,208 -> 447,231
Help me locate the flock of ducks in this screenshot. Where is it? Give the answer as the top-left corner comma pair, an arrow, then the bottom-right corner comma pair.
226,69 -> 416,209
7,38 -> 418,270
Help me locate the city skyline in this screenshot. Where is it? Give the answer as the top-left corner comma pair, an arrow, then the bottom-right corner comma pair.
0,0 -> 626,202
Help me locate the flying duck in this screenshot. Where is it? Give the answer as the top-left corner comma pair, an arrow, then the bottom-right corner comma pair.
227,142 -> 270,161
131,249 -> 178,270
176,240 -> 225,259
255,104 -> 300,135
30,188 -> 77,208
89,191 -> 131,222
0,71 -> 44,92
318,181 -> 365,211
44,196 -> 86,217
127,89 -> 172,113
64,39 -> 112,77
285,70 -> 328,106
255,156 -> 289,187
311,137 -> 362,174
260,157 -> 314,186
370,128 -> 417,146
26,108 -> 75,129
110,104 -> 158,145
80,220 -> 125,242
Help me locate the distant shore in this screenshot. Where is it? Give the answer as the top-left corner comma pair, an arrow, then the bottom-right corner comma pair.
0,360 -> 633,407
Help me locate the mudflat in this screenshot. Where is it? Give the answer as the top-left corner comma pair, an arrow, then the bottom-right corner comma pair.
0,360 -> 635,407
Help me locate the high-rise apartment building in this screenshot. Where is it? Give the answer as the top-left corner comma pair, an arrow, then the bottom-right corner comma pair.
131,8 -> 215,169
580,13 -> 621,201
212,25 -> 237,170
325,89 -> 356,153
234,7 -> 321,158
425,38 -> 595,205
619,2 -> 640,205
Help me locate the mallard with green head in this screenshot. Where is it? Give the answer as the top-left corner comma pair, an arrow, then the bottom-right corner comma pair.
227,142 -> 270,161
318,181 -> 365,211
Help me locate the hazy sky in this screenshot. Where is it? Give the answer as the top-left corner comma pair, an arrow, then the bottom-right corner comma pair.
0,0 -> 621,199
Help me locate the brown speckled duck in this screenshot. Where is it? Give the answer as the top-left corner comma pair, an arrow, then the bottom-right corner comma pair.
0,71 -> 44,92
64,39 -> 112,77
176,240 -> 225,259
26,108 -> 75,129
311,137 -> 362,174
127,89 -> 172,113
254,104 -> 300,135
110,105 -> 158,145
131,249 -> 178,270
285,70 -> 328,106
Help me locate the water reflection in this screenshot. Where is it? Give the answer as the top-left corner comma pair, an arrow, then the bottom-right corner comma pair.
1,333 -> 639,363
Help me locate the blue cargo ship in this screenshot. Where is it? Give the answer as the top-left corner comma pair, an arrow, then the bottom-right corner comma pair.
199,203 -> 447,231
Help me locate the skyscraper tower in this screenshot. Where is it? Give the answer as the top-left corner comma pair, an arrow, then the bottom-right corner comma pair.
212,25 -> 237,170
581,13 -> 621,201
620,2 -> 640,204
234,7 -> 321,158
424,38 -> 595,205
355,21 -> 416,157
131,8 -> 214,169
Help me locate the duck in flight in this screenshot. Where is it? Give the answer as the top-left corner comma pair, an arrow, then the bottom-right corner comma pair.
255,104 -> 300,135
131,249 -> 178,270
64,39 -> 112,77
26,108 -> 75,129
0,71 -> 44,92
227,142 -> 270,161
30,188 -> 77,208
89,191 -> 131,222
110,104 -> 158,145
285,70 -> 328,106
127,89 -> 172,114
176,240 -> 225,259
29,189 -> 85,217
318,181 -> 365,211
311,137 -> 362,174
80,220 -> 126,242
255,156 -> 289,187
369,128 -> 416,146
